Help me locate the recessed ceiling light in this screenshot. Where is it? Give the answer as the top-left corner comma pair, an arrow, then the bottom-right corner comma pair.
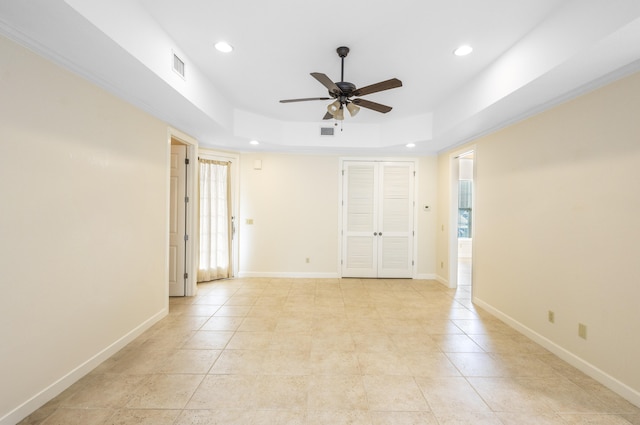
249,140 -> 259,145
453,45 -> 473,56
406,143 -> 416,148
215,41 -> 234,53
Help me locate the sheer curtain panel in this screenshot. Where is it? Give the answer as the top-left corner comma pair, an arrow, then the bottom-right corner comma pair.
198,159 -> 231,282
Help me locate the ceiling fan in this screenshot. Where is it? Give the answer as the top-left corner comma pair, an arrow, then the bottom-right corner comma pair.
279,46 -> 402,120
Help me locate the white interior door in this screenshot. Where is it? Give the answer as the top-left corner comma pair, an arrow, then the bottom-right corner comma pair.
378,163 -> 414,278
169,145 -> 186,296
342,161 -> 414,278
342,163 -> 378,278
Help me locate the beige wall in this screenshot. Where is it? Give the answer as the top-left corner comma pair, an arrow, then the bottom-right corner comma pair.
238,154 -> 438,278
438,71 -> 640,404
0,36 -> 169,423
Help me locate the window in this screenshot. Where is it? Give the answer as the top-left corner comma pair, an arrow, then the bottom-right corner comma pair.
458,180 -> 472,238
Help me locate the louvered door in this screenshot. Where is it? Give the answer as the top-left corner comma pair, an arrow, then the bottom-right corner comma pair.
342,161 -> 414,278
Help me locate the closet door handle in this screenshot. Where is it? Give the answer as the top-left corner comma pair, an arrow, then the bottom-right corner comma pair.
373,232 -> 378,236
378,232 -> 382,236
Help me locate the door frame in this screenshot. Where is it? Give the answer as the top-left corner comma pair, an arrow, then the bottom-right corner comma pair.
338,157 -> 419,278
198,148 -> 240,279
167,127 -> 198,296
447,146 -> 476,289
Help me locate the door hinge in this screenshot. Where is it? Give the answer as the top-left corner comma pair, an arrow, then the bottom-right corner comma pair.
412,260 -> 414,266
184,234 -> 189,241
185,196 -> 189,203
413,171 -> 416,177
342,170 -> 345,176
185,158 -> 190,165
413,230 -> 415,236
184,272 -> 189,279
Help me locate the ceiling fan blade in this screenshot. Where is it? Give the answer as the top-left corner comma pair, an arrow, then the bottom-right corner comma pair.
352,98 -> 393,113
311,72 -> 341,96
323,111 -> 334,120
352,78 -> 402,97
280,97 -> 331,103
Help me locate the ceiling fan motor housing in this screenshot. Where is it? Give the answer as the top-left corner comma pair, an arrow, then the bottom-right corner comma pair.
335,81 -> 356,98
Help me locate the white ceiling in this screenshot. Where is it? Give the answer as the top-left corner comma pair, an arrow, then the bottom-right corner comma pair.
2,0 -> 640,154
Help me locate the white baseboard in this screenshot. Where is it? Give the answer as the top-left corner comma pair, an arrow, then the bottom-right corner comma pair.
237,271 -> 340,279
435,275 -> 449,287
1,308 -> 168,425
414,273 -> 437,280
473,297 -> 640,408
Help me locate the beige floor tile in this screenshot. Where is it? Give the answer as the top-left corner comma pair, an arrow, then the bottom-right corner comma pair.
370,411 -> 439,425
126,374 -> 203,409
389,333 -> 439,352
187,375 -> 257,409
174,409 -> 256,425
352,333 -> 397,352
39,408 -> 113,425
306,410 -> 372,425
310,351 -> 361,375
261,349 -> 311,375
254,375 -> 309,409
311,331 -> 356,352
518,377 -> 612,413
270,332 -> 313,351
62,374 -> 146,408
224,295 -> 259,306
467,377 -> 556,412
105,409 -> 180,425
496,411 -> 569,425
105,349 -> 171,375
363,375 -> 430,411
237,316 -> 278,332
559,414 -> 636,424
357,351 -> 412,375
403,352 -> 462,377
157,349 -> 220,374
226,331 -> 273,350
571,376 -> 640,414
431,334 -> 485,353
200,316 -> 244,331
253,410 -> 307,424
209,349 -> 265,374
213,306 -> 252,317
445,352 -> 509,377
414,377 -> 491,414
168,304 -> 221,317
432,410 -> 504,424
276,317 -> 314,332
182,330 -> 234,349
307,376 -> 368,410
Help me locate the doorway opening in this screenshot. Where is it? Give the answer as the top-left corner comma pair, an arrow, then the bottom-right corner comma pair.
456,152 -> 474,291
168,130 -> 198,297
448,149 -> 474,291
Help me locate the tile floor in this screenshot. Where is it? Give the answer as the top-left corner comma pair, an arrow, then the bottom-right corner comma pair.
19,278 -> 640,425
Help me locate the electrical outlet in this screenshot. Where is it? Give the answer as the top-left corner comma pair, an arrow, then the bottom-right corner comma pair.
548,310 -> 555,323
578,323 -> 587,339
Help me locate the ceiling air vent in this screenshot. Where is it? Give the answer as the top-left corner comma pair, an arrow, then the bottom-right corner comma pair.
320,127 -> 334,136
173,53 -> 185,79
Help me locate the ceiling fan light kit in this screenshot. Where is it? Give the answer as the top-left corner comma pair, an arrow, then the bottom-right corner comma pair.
280,46 -> 402,121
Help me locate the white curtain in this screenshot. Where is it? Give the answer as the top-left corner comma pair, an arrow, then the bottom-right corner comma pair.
198,159 -> 231,282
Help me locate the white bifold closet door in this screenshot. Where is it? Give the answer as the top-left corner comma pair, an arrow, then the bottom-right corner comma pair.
342,161 -> 414,278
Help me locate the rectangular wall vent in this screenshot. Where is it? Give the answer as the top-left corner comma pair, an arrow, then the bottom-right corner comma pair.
320,127 -> 334,136
173,53 -> 185,78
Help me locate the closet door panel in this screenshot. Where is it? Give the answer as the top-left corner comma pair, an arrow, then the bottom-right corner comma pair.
378,163 -> 414,278
342,163 -> 378,278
